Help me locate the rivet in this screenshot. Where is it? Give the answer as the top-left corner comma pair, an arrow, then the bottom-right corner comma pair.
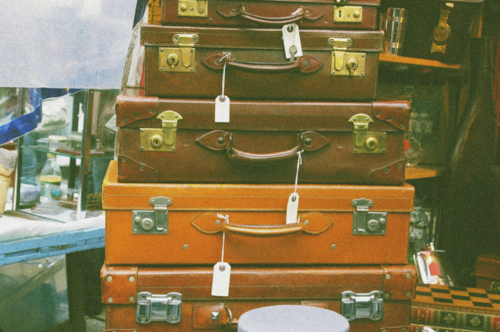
151,171 -> 156,176
109,267 -> 114,271
304,220 -> 309,225
406,272 -> 411,279
141,129 -> 144,132
401,328 -> 407,332
160,49 -> 164,52
106,276 -> 113,282
374,314 -> 379,319
123,118 -> 128,124
134,113 -> 139,118
399,123 -> 404,129
129,276 -> 135,282
160,67 -> 164,71
387,115 -> 392,120
305,10 -> 310,15
325,21 -> 328,24
183,244 -> 188,250
122,157 -> 127,162
354,149 -> 357,152
385,168 -> 390,173
406,291 -> 412,297
129,296 -> 135,302
190,68 -> 194,71
382,330 -> 387,332
376,111 -> 381,116
383,149 -> 386,153
216,220 -> 221,225
304,138 -> 312,146
108,297 -> 113,303
332,71 -> 336,75
397,162 -> 402,168
384,293 -> 391,299
331,244 -> 336,249
385,274 -> 391,279
337,143 -> 342,148
134,216 -> 141,223
139,165 -> 145,171
172,147 -> 175,151
140,147 -> 144,151
360,72 -> 364,76
150,108 -> 155,114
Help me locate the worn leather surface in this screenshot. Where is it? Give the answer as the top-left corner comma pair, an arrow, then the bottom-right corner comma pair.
161,0 -> 379,30
103,264 -> 415,331
103,161 -> 414,265
115,89 -> 409,185
475,253 -> 500,281
140,25 -> 382,101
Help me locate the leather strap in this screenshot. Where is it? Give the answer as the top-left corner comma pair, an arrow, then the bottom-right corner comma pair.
216,5 -> 323,26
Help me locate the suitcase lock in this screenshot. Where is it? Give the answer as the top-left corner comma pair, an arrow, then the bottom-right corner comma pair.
136,292 -> 182,324
159,34 -> 198,73
178,0 -> 208,17
341,291 -> 383,321
351,198 -> 387,235
328,38 -> 365,76
334,6 -> 363,23
132,196 -> 172,234
140,111 -> 182,152
349,114 -> 387,154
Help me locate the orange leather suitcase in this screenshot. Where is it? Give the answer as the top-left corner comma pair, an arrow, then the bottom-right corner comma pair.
103,160 -> 414,266
102,264 -> 417,331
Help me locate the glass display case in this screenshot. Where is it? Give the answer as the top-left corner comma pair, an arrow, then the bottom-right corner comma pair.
12,89 -> 118,221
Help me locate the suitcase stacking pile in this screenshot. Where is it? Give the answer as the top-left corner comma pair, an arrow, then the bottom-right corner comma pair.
102,0 -> 418,330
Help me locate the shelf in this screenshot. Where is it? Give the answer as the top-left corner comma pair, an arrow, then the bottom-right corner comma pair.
23,146 -> 114,160
379,53 -> 461,70
405,165 -> 444,180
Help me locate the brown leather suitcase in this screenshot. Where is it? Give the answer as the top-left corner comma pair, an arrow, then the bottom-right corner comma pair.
161,0 -> 380,30
103,160 -> 414,266
141,25 -> 383,101
102,264 -> 417,331
116,88 -> 409,185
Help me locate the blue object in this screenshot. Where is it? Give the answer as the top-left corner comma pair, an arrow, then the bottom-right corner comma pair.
238,305 -> 350,332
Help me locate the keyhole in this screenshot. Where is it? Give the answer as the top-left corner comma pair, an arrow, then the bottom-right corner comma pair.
365,137 -> 378,151
150,134 -> 164,148
167,54 -> 179,67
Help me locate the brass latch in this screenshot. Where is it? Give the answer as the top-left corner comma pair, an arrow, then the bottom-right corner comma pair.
140,111 -> 182,152
348,114 -> 387,154
431,6 -> 451,54
178,0 -> 208,17
328,37 -> 366,76
334,6 -> 363,23
133,196 -> 173,235
159,34 -> 199,73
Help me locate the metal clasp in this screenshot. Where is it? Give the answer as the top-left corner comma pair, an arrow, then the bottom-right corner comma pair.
132,197 -> 172,235
351,198 -> 387,235
140,111 -> 183,152
341,291 -> 383,321
137,292 -> 182,324
348,114 -> 387,154
159,34 -> 199,72
178,0 -> 208,17
328,37 -> 366,76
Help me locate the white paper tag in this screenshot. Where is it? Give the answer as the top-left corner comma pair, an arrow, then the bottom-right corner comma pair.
212,262 -> 231,297
286,192 -> 300,224
282,23 -> 303,59
215,95 -> 230,123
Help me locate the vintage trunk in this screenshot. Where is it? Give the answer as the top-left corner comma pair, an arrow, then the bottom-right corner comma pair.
103,160 -> 414,266
116,88 -> 409,185
475,253 -> 500,292
141,25 -> 383,101
102,264 -> 417,331
160,0 -> 380,30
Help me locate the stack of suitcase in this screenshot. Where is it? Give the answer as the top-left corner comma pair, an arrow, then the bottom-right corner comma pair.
101,0 -> 418,330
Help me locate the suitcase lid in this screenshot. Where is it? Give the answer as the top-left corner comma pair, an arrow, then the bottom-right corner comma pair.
140,24 -> 383,52
103,161 -> 414,212
475,253 -> 500,280
116,88 -> 410,132
101,264 -> 416,304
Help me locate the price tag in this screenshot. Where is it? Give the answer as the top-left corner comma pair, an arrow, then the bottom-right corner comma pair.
282,23 -> 303,60
286,192 -> 299,224
215,95 -> 230,123
212,262 -> 231,297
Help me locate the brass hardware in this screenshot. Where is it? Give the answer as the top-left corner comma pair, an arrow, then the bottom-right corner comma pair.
140,111 -> 182,152
431,8 -> 451,54
159,34 -> 198,73
328,38 -> 365,76
334,6 -> 363,23
349,114 -> 387,154
178,0 -> 208,17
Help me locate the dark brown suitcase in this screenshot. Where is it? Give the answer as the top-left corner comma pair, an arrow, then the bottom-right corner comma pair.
116,88 -> 409,185
102,264 -> 417,331
103,160 -> 414,266
161,0 -> 380,30
141,25 -> 383,101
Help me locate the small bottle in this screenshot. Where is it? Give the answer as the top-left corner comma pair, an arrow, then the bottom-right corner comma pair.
39,153 -> 62,203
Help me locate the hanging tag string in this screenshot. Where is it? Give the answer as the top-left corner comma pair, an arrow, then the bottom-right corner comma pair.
220,53 -> 231,101
294,151 -> 302,194
217,213 -> 229,263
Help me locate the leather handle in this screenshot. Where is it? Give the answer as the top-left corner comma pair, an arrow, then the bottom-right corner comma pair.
222,222 -> 304,237
202,52 -> 322,74
196,130 -> 331,164
216,5 -> 323,26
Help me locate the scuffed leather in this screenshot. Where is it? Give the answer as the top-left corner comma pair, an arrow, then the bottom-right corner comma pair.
372,101 -> 410,131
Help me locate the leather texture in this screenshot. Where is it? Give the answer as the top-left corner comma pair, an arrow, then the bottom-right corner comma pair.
140,25 -> 383,101
161,0 -> 380,30
116,88 -> 409,185
103,160 -> 414,266
102,264 -> 416,331
475,253 -> 500,290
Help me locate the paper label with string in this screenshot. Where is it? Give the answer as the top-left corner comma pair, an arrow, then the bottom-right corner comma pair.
286,192 -> 300,224
282,23 -> 303,59
215,95 -> 230,123
212,262 -> 231,297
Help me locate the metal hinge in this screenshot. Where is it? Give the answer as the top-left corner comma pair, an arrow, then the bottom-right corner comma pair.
341,291 -> 383,321
328,37 -> 365,76
348,114 -> 387,154
133,197 -> 172,235
140,111 -> 182,152
178,0 -> 208,17
137,292 -> 182,324
334,6 -> 362,23
351,198 -> 387,235
159,33 -> 199,73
